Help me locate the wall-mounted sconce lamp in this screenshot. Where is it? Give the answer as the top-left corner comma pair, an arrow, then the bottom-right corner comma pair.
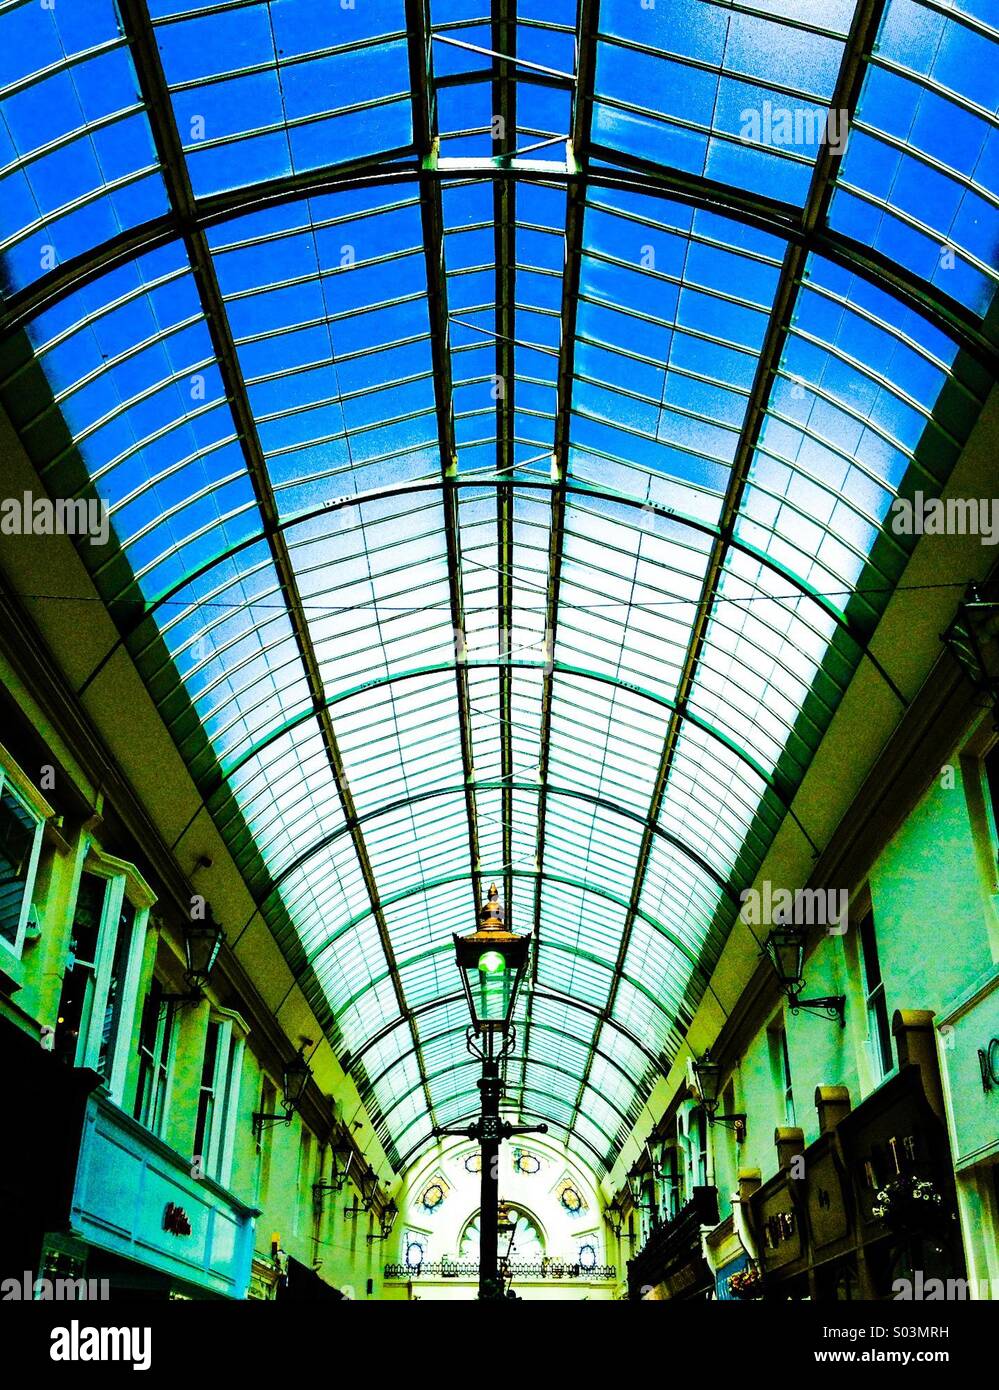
603,1195 -> 624,1238
367,1200 -> 398,1243
359,1168 -> 381,1212
942,581 -> 999,710
626,1166 -> 657,1210
762,919 -> 846,1026
691,1050 -> 747,1141
162,909 -> 227,1009
252,1041 -> 312,1138
313,1138 -> 355,1211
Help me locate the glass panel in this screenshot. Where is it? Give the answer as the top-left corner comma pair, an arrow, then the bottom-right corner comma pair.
829,0 -> 999,317
3,1 -> 994,1174
154,0 -> 412,197
594,0 -> 853,204
0,0 -> 167,294
0,783 -> 38,946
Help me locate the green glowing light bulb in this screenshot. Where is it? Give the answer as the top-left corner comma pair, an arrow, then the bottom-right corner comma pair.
477,949 -> 506,975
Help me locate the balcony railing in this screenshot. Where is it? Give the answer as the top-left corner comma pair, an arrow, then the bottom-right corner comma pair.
627,1185 -> 719,1298
385,1259 -> 616,1281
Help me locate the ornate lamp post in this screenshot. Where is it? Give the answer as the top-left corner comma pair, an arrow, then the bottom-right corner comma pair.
435,884 -> 547,1300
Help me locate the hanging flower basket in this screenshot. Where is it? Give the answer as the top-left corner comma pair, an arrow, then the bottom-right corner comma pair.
871,1175 -> 952,1235
727,1265 -> 763,1300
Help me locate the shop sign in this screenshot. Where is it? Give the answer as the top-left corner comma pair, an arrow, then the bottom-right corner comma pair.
935,974 -> 999,1167
663,1261 -> 702,1298
764,1210 -> 795,1249
806,1147 -> 849,1250
977,1037 -> 999,1092
163,1203 -> 192,1236
757,1186 -> 802,1271
72,1095 -> 255,1297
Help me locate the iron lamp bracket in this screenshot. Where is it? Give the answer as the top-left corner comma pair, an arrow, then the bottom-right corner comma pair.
789,992 -> 846,1027
252,1108 -> 293,1139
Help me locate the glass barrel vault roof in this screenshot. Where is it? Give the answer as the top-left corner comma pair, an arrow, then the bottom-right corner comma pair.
0,0 -> 996,1174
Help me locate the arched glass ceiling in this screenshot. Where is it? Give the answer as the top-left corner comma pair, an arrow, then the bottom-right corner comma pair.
0,0 -> 996,1174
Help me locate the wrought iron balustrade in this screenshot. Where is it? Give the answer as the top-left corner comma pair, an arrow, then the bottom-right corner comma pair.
384,1259 -> 616,1280
627,1185 -> 719,1299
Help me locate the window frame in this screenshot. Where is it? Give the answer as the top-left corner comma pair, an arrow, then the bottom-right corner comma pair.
958,724 -> 999,964
858,906 -> 894,1083
0,749 -> 53,963
980,741 -> 999,866
768,1017 -> 796,1127
63,846 -> 154,1100
194,1007 -> 247,1187
133,972 -> 180,1137
661,1142 -> 681,1221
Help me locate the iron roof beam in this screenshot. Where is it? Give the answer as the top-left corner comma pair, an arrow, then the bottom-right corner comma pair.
252,782 -> 741,909
119,0 -> 437,1136
377,1061 -> 623,1150
75,474 -> 916,712
211,650 -> 803,817
350,984 -> 665,1077
360,1018 -> 646,1116
493,0 -> 518,941
303,901 -> 709,1039
406,0 -> 483,922
564,0 -> 891,1142
4,166 -> 994,377
522,0 -> 601,1103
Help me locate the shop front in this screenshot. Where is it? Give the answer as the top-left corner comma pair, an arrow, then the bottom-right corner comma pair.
803,1127 -> 858,1300
0,1013 -> 102,1285
745,1013 -> 965,1300
752,1142 -> 811,1300
837,1018 -> 965,1299
627,1186 -> 719,1300
937,967 -> 999,1297
705,1212 -> 758,1301
63,1091 -> 258,1299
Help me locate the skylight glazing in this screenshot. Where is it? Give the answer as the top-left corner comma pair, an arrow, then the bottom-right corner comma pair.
0,0 -> 995,1176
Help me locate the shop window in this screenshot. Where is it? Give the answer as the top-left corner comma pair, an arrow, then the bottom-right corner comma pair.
661,1145 -> 681,1220
295,1128 -> 314,1237
983,744 -> 999,862
54,856 -> 150,1101
858,909 -> 894,1080
696,1108 -> 709,1187
0,772 -> 45,958
192,1013 -> 245,1186
193,1020 -> 220,1163
769,1020 -> 795,1126
257,1077 -> 277,1203
133,975 -> 176,1136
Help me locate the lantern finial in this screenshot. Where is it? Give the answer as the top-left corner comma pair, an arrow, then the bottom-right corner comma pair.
479,883 -> 505,931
